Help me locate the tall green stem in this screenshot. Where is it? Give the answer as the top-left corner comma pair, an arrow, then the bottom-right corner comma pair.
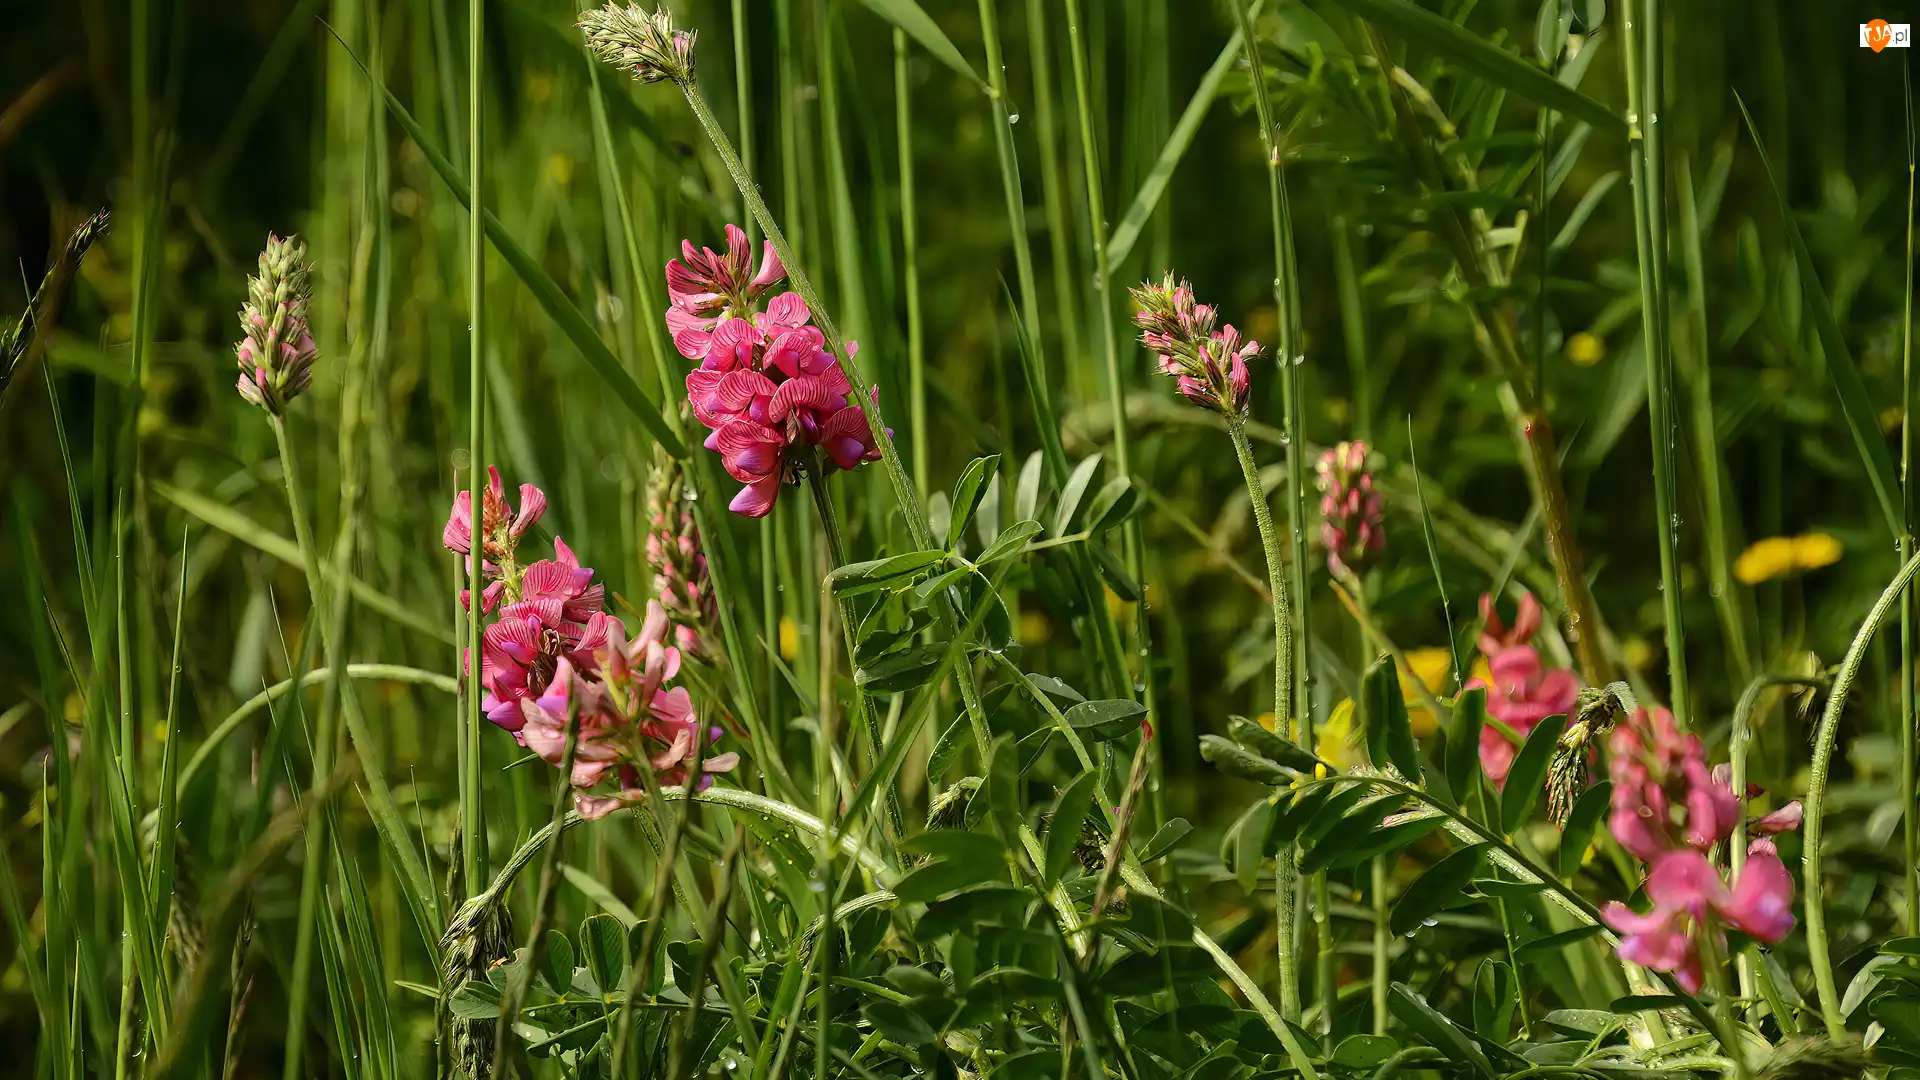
1622,0 -> 1688,724
1024,0 -> 1084,395
463,0 -> 488,896
1228,419 -> 1299,1018
1232,0 -> 1309,737
272,415 -> 339,1080
1901,66 -> 1918,936
1062,0 -> 1158,796
1805,548 -> 1920,1036
895,28 -> 927,500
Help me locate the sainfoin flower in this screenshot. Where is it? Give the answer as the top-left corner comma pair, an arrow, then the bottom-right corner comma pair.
1468,592 -> 1578,787
1600,705 -> 1801,992
668,226 -> 884,517
234,234 -> 317,415
518,603 -> 737,819
1314,441 -> 1384,577
647,452 -> 717,658
577,3 -> 696,85
443,470 -> 735,811
1130,274 -> 1256,417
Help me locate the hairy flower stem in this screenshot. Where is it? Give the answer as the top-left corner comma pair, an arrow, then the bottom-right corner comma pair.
1228,418 -> 1299,1018
1696,919 -> 1751,1080
271,414 -> 342,1080
807,467 -> 905,841
1232,0 -> 1310,739
1805,547 -> 1920,1036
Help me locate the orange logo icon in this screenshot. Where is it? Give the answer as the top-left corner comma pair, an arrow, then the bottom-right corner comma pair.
1868,18 -> 1895,51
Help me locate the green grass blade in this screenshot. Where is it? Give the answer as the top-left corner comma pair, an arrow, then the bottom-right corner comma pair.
1324,0 -> 1626,135
1103,17 -> 1247,273
855,0 -> 985,90
1738,95 -> 1903,537
333,37 -> 686,457
150,480 -> 453,646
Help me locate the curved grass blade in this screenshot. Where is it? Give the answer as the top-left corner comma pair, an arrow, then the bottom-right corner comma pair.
856,0 -> 985,91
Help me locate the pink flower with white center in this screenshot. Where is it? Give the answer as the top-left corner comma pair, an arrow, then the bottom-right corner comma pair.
1130,275 -> 1256,418
667,228 -> 885,517
1467,592 -> 1579,788
1314,441 -> 1385,577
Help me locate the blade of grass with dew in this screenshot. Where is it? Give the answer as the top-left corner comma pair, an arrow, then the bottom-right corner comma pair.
1103,15 -> 1250,274
1674,155 -> 1754,684
1621,0 -> 1687,723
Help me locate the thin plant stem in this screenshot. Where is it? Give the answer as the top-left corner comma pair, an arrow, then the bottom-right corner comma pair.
806,467 -> 905,841
490,695 -> 581,1074
1729,672 -> 1826,1014
1804,548 -> 1920,1036
1232,0 -> 1310,738
1227,418 -> 1299,1019
463,0 -> 488,896
1695,919 -> 1751,1080
272,414 -> 341,1080
1902,62 -> 1919,936
1622,0 -> 1688,724
1024,0 -> 1084,394
733,0 -> 754,244
894,27 -> 926,500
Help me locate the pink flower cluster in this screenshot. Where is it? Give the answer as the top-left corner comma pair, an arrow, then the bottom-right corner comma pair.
1468,592 -> 1579,788
1129,275 -> 1256,417
234,234 -> 318,415
647,455 -> 716,659
443,467 -> 735,817
667,225 -> 883,518
1314,441 -> 1384,577
1601,706 -> 1802,992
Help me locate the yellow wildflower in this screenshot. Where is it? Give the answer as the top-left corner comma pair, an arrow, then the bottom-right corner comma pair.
1317,698 -> 1362,770
545,154 -> 576,186
1400,647 -> 1453,737
1734,532 -> 1844,584
778,616 -> 799,661
1018,610 -> 1051,646
1565,332 -> 1606,366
